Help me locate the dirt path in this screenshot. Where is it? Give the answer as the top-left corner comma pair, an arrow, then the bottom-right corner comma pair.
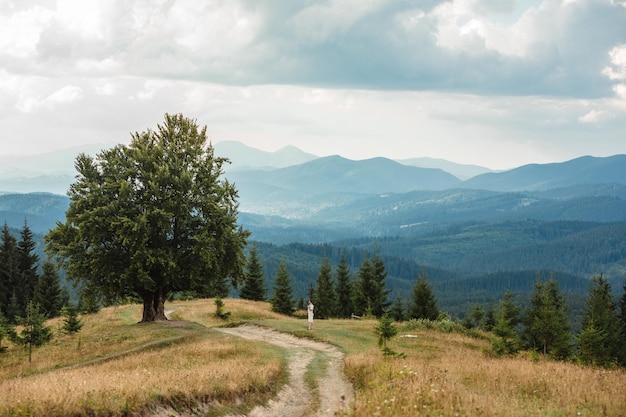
216,324 -> 354,417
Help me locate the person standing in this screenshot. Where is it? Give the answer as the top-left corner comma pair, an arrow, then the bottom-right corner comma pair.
307,300 -> 315,330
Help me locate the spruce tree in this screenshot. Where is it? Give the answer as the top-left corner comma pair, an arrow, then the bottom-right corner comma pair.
523,275 -> 572,359
353,257 -> 374,317
0,312 -> 12,352
409,274 -> 439,320
17,220 -> 39,314
491,291 -> 522,355
5,292 -> 20,325
0,223 -> 19,320
390,295 -> 406,322
375,313 -> 399,357
618,280 -> 626,364
314,257 -> 336,319
270,260 -> 294,316
577,274 -> 622,367
240,245 -> 266,301
334,253 -> 353,318
470,303 -> 485,329
371,253 -> 391,318
61,303 -> 83,334
33,261 -> 63,318
12,301 -> 53,363
483,306 -> 496,331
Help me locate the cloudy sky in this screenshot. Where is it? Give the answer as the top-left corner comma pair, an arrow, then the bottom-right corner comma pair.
1,0 -> 625,170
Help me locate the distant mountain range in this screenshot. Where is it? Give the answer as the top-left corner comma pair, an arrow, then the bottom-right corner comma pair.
0,140 -> 492,195
2,143 -> 625,319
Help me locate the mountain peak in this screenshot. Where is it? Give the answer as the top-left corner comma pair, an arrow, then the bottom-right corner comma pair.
214,141 -> 317,170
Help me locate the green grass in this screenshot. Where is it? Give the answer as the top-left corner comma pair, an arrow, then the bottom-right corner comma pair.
257,317 -> 380,355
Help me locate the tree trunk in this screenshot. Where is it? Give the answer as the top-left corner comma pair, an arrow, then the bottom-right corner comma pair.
141,289 -> 168,322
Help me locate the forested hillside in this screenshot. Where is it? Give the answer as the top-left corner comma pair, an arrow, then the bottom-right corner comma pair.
2,153 -> 626,330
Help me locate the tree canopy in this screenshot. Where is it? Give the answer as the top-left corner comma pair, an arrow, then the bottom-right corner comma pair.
46,114 -> 249,322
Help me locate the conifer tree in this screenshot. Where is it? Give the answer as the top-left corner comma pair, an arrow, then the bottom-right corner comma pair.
491,291 -> 522,355
240,245 -> 266,301
12,301 -> 53,363
17,220 -> 39,313
334,252 -> 353,318
499,290 -> 522,328
523,275 -> 572,359
0,312 -> 12,352
33,261 -> 63,318
409,273 -> 440,320
353,257 -> 374,317
483,306 -> 496,331
390,295 -> 406,322
375,313 -> 399,357
0,223 -> 19,320
270,260 -> 294,316
470,303 -> 485,329
307,281 -> 315,302
61,303 -> 83,334
314,257 -> 336,319
619,281 -> 626,363
577,274 -> 623,367
77,282 -> 102,314
371,253 -> 391,318
5,292 -> 20,324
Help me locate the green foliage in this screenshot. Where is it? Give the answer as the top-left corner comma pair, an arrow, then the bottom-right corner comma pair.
314,257 -> 336,319
375,314 -> 400,357
213,297 -> 231,320
470,303 -> 485,329
523,274 -> 573,359
12,301 -> 53,363
45,113 -> 249,322
490,297 -> 521,356
352,254 -> 390,319
390,296 -> 406,322
33,261 -> 63,318
240,245 -> 266,301
61,303 -> 83,334
17,221 -> 39,314
334,252 -> 353,318
409,273 -> 440,320
0,221 -> 44,323
0,312 -> 13,352
352,258 -> 373,317
371,253 -> 391,317
0,223 -> 19,321
77,283 -> 102,314
577,274 -> 623,367
270,260 -> 295,316
401,317 -> 485,338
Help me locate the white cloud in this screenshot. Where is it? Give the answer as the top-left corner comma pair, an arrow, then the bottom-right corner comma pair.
16,84 -> 84,113
0,5 -> 53,58
578,109 -> 608,123
603,44 -> 626,80
0,0 -> 625,167
47,85 -> 83,104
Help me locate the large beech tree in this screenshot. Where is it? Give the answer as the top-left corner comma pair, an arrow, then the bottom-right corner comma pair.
46,114 -> 249,322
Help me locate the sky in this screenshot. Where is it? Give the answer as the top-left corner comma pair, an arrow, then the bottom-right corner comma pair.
1,0 -> 626,170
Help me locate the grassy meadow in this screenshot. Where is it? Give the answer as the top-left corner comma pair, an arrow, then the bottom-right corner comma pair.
1,298 -> 625,416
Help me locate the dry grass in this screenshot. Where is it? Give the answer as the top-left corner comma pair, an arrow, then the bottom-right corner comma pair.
0,300 -> 284,417
166,297 -> 291,326
2,299 -> 626,417
1,336 -> 281,416
344,329 -> 626,417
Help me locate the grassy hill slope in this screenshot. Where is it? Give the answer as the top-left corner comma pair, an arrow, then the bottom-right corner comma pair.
1,299 -> 624,417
